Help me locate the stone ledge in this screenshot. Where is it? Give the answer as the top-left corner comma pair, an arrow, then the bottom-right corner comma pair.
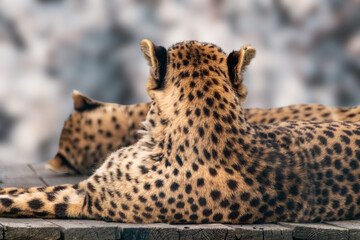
0,218 -> 360,240
176,224 -> 235,240
230,224 -> 292,240
0,218 -> 61,240
117,223 -> 178,240
325,220 -> 360,240
279,222 -> 348,240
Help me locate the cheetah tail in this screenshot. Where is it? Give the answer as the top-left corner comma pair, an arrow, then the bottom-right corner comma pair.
0,183 -> 87,219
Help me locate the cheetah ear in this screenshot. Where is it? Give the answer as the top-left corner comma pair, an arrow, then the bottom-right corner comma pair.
72,90 -> 103,112
227,45 -> 256,86
140,39 -> 167,90
141,39 -> 157,68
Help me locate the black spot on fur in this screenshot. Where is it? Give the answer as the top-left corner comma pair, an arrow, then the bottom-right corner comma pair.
185,184 -> 192,194
0,198 -> 13,207
53,186 -> 67,192
323,130 -> 334,138
176,155 -> 183,166
240,192 -> 250,201
197,178 -> 205,187
203,209 -> 212,217
171,182 -> 180,191
228,211 -> 240,220
46,192 -> 56,202
227,179 -> 238,190
174,213 -> 183,219
198,197 -> 207,206
209,167 -> 217,176
28,199 -> 44,210
206,98 -> 214,107
155,180 -> 164,188
210,190 -> 221,201
54,203 -> 68,217
198,127 -> 205,137
213,213 -> 223,221
220,199 -> 230,208
87,182 -> 96,192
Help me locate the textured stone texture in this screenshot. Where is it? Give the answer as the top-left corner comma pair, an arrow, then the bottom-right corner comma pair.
326,220 -> 360,240
0,165 -> 37,179
280,222 -> 348,240
261,224 -> 293,240
0,222 -> 3,240
116,223 -> 178,240
29,163 -> 87,186
48,219 -> 120,240
0,164 -> 45,188
176,224 -> 235,240
0,163 -> 86,189
0,177 -> 45,188
0,218 -> 360,239
231,224 -> 292,240
0,218 -> 61,240
230,224 -> 266,240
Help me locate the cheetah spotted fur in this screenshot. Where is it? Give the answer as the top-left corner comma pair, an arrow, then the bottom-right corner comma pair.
1,40 -> 360,224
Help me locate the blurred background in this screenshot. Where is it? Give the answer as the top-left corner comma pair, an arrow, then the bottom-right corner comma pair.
0,0 -> 359,164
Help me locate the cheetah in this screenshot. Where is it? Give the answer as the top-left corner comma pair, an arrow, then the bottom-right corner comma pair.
45,91 -> 150,175
44,97 -> 360,175
4,101 -> 360,196
1,40 -> 360,224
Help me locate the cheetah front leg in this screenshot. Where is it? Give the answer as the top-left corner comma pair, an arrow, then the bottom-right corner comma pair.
0,184 -> 73,195
0,183 -> 87,219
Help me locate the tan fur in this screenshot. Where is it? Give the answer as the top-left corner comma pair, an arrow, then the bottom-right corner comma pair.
4,101 -> 359,196
43,101 -> 360,176
2,40 -> 360,224
47,92 -> 150,175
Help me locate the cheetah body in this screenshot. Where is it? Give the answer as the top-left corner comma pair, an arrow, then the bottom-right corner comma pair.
46,99 -> 360,175
1,40 -> 360,224
46,92 -> 150,175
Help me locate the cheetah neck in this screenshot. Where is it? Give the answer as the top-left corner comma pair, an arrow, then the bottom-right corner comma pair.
142,86 -> 254,166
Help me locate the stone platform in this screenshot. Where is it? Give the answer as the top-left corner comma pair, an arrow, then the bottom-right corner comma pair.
1,163 -> 360,240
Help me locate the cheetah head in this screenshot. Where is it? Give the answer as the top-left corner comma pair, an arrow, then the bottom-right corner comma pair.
46,91 -> 132,175
140,39 -> 256,133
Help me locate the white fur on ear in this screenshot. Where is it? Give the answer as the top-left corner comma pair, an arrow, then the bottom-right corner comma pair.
72,89 -> 82,96
140,39 -> 168,92
227,45 -> 256,86
140,39 -> 156,68
236,46 -> 256,84
72,90 -> 102,111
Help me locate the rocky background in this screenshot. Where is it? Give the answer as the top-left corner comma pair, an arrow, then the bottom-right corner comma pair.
0,0 -> 359,164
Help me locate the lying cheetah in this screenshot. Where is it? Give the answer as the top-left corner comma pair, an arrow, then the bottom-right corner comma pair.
46,91 -> 150,175
44,95 -> 360,175
1,40 -> 360,224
